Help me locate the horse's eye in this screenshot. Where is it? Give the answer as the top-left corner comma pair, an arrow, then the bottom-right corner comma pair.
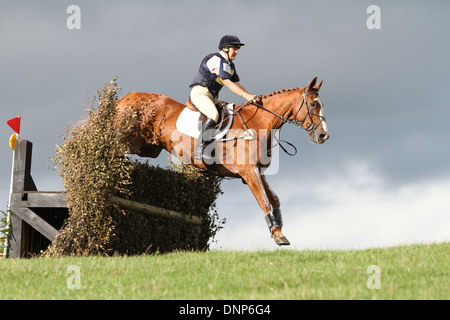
310,102 -> 316,107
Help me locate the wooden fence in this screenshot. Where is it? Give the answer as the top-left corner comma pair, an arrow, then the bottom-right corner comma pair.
8,140 -> 67,258
7,140 -> 199,258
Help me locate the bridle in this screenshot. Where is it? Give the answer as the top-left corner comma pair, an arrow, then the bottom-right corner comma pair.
239,87 -> 326,133
229,87 -> 326,156
293,89 -> 326,132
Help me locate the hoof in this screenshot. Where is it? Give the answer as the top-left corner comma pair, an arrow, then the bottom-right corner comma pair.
273,235 -> 290,246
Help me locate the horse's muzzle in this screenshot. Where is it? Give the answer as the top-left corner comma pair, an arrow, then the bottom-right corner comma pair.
310,130 -> 330,144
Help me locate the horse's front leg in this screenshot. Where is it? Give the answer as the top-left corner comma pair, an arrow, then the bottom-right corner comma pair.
241,166 -> 290,246
260,175 -> 290,246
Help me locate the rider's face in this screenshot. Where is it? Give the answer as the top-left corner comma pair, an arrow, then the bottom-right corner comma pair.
227,46 -> 239,60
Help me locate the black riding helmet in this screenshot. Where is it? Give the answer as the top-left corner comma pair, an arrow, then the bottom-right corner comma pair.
218,35 -> 245,50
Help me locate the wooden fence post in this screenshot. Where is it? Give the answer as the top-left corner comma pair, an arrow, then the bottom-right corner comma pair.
8,140 -> 66,258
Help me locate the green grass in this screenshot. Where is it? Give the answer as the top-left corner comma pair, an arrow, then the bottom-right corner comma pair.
0,242 -> 448,299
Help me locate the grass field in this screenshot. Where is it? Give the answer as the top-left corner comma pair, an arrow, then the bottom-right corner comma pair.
1,242 -> 448,300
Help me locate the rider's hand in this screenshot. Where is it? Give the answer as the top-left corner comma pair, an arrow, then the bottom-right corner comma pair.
243,92 -> 256,101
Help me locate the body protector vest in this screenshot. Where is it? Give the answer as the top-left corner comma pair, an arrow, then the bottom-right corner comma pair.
190,53 -> 240,98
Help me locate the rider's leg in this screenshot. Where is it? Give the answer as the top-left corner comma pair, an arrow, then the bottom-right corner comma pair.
194,117 -> 217,161
190,86 -> 220,122
190,86 -> 220,161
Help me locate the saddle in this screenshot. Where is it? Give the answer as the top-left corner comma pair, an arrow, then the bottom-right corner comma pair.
186,98 -> 233,133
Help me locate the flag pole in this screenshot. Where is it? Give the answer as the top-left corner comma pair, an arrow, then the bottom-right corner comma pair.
4,116 -> 21,257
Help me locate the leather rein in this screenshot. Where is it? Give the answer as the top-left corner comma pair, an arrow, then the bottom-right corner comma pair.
231,87 -> 326,156
240,87 -> 325,132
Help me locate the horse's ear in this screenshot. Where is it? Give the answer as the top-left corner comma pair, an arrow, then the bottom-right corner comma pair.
307,77 -> 318,91
314,80 -> 323,91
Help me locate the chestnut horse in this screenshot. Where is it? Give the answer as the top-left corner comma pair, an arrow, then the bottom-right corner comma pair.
115,77 -> 329,245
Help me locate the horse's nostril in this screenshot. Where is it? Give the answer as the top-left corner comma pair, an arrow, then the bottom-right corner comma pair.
319,133 -> 329,142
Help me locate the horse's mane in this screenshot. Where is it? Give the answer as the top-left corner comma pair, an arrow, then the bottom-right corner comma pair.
256,87 -> 301,103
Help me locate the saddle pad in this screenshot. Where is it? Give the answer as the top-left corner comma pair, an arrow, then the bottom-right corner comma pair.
176,104 -> 234,140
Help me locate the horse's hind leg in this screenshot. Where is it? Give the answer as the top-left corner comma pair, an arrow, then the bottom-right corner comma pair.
241,167 -> 290,246
260,175 -> 290,246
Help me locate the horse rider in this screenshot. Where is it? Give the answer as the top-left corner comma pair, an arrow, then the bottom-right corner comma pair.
189,35 -> 256,161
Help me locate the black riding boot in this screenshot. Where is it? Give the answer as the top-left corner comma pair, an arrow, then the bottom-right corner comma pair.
194,118 -> 217,161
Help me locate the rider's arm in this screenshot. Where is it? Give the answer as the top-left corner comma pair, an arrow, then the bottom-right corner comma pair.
221,78 -> 256,101
211,65 -> 255,101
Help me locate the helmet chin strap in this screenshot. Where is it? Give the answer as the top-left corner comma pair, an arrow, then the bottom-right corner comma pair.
223,47 -> 233,61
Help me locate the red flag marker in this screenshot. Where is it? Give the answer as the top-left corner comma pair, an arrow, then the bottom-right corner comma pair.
7,116 -> 21,134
